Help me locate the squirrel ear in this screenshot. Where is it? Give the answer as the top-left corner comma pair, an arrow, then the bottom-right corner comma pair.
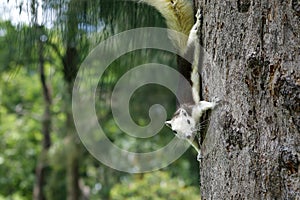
165,121 -> 172,128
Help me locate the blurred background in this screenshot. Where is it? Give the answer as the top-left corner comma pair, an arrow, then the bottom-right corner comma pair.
0,0 -> 200,199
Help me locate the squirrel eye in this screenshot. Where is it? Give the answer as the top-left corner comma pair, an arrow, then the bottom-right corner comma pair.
173,130 -> 177,134
180,110 -> 187,116
187,119 -> 190,124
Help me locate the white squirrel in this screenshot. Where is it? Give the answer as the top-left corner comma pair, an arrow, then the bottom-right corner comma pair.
140,0 -> 194,53
140,0 -> 220,160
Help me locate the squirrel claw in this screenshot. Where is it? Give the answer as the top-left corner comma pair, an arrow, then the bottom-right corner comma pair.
212,97 -> 221,105
196,9 -> 201,19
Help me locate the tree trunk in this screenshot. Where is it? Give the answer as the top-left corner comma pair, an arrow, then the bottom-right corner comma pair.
61,0 -> 83,199
33,31 -> 52,200
196,0 -> 300,199
64,47 -> 81,200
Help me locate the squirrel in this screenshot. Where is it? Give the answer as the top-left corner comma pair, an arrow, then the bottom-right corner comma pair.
140,0 -> 194,53
140,0 -> 220,160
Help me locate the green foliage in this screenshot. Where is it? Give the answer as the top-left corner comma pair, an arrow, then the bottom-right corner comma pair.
44,168 -> 67,200
0,69 -> 42,199
0,21 -> 38,71
110,171 -> 200,200
0,1 -> 201,199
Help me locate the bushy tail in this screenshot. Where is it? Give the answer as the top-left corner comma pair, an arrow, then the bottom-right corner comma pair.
139,0 -> 194,52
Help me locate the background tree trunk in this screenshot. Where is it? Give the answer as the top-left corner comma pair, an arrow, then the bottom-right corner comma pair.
33,27 -> 52,200
196,0 -> 300,199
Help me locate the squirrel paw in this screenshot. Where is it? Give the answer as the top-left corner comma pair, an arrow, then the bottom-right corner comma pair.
192,9 -> 202,32
196,8 -> 201,20
212,96 -> 221,105
197,152 -> 202,161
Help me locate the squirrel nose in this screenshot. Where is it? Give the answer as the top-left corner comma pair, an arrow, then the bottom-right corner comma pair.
165,121 -> 172,128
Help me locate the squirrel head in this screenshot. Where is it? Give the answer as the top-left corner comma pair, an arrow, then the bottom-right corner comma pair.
165,107 -> 196,140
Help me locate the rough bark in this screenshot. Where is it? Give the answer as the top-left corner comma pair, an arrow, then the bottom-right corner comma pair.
196,0 -> 300,199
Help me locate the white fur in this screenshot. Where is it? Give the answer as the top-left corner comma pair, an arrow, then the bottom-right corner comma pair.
139,2 -> 219,160
190,9 -> 201,104
192,100 -> 217,121
166,108 -> 196,139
